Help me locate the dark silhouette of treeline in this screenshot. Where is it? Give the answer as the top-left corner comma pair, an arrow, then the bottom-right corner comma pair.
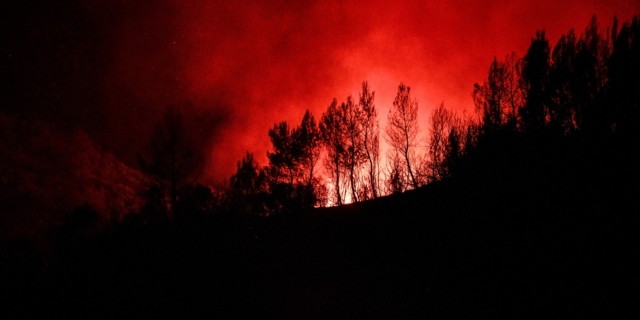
2,15 -> 639,318
215,15 -> 640,217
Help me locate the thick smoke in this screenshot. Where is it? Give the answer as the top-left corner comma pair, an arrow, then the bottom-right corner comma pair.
3,0 -> 638,180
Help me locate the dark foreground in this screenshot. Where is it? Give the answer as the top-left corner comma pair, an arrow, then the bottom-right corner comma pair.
2,141 -> 638,319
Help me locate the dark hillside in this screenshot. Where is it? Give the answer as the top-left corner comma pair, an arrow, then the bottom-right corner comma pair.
307,135 -> 639,317
2,135 -> 637,318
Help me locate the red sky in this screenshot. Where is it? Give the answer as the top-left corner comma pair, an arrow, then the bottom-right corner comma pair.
4,0 -> 639,181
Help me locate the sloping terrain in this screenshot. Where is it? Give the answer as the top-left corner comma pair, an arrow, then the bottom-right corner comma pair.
2,134 -> 638,318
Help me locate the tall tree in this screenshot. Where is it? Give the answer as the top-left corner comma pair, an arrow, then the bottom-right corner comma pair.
427,103 -> 454,181
474,57 -> 507,135
138,106 -> 203,215
229,152 -> 268,215
341,96 -> 366,202
359,81 -> 380,199
267,121 -> 297,188
444,126 -> 462,177
608,16 -> 640,136
548,29 -> 578,134
503,52 -> 526,128
473,54 -> 525,135
573,16 -> 610,134
293,110 -> 322,188
520,30 -> 551,133
266,112 -> 323,212
320,98 -> 346,205
386,83 -> 420,189
292,110 -> 324,208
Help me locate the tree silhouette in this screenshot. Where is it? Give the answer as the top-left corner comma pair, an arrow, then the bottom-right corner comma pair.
473,53 -> 525,138
294,110 -> 322,188
267,121 -> 298,188
503,52 -> 525,128
174,184 -> 214,221
386,83 -> 420,189
520,30 -> 551,133
474,58 -> 506,135
548,28 -> 578,135
427,103 -> 454,181
573,17 -> 610,135
341,96 -> 367,202
359,81 -> 380,199
384,150 -> 407,194
320,98 -> 347,205
138,106 -> 203,216
608,16 -> 640,137
266,110 -> 323,210
140,184 -> 167,223
292,110 -> 324,208
229,152 -> 268,215
444,126 -> 462,177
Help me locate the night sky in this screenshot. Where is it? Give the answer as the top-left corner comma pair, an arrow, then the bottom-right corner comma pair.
2,0 -> 639,181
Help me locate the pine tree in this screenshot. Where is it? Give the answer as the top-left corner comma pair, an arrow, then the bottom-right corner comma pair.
385,83 -> 420,189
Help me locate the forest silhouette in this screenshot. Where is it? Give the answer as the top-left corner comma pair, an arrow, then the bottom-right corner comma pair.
1,16 -> 639,318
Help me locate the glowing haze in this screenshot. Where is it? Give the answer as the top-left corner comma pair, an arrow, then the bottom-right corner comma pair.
4,0 -> 639,181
